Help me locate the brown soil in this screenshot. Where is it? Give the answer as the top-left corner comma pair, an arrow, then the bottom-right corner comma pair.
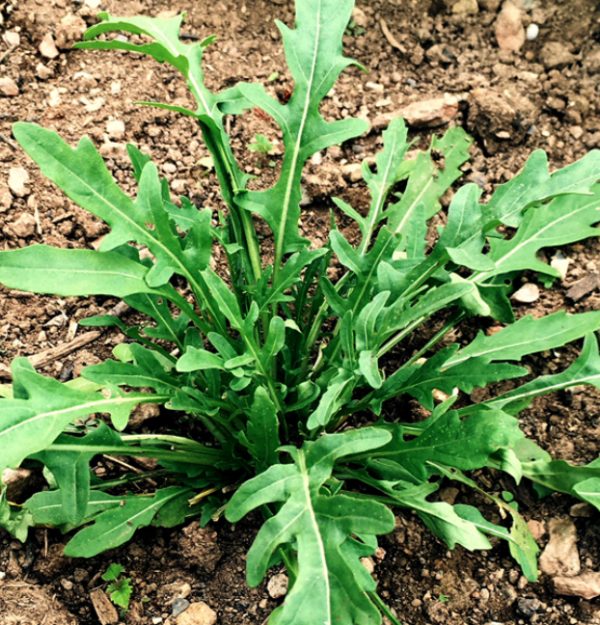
1,0 -> 599,624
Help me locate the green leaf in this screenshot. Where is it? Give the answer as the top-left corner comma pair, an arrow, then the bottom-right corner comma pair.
386,127 -> 472,248
84,343 -> 180,393
176,348 -> 225,373
518,442 -> 600,511
485,185 -> 600,278
107,577 -> 133,611
242,387 -> 280,471
485,149 -> 600,228
487,334 -> 600,412
369,409 -> 523,483
447,311 -> 600,367
435,184 -> 494,271
573,478 -> 600,510
12,123 -> 217,328
64,487 -> 190,557
0,359 -> 166,473
358,118 -> 409,251
102,563 -> 125,582
390,482 -> 492,551
32,424 -> 122,526
0,246 -> 163,298
238,0 -> 369,261
25,489 -> 122,527
307,369 -> 354,430
0,490 -> 33,542
380,346 -> 526,410
226,429 -> 394,625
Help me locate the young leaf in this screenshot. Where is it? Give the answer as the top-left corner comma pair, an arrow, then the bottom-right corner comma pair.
226,429 -> 394,625
241,387 -> 280,471
386,127 -> 472,247
358,118 -> 409,251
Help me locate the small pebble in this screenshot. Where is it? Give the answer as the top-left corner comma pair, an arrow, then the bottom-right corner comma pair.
512,282 -> 539,303
36,63 -> 54,80
176,602 -> 217,625
267,573 -> 289,599
106,119 -> 126,140
172,598 -> 190,618
2,31 -> 20,47
0,77 -> 19,97
8,167 -> 30,197
39,33 -> 59,59
526,23 -> 539,40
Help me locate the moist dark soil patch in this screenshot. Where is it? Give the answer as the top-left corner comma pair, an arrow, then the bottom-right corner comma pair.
1,0 -> 599,624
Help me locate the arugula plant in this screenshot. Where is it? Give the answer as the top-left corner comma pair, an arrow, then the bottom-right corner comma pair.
1,1 -> 599,623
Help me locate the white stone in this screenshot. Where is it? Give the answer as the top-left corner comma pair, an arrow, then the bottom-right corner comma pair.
106,119 -> 126,140
2,31 -> 20,47
267,573 -> 289,599
39,33 -> 59,59
511,282 -> 539,303
539,518 -> 580,577
526,23 -> 539,40
8,167 -> 30,197
48,88 -> 61,107
550,253 -> 570,280
175,602 -> 217,625
0,77 -> 19,97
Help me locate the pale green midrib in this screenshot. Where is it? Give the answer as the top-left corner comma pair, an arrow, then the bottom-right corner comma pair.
1,266 -> 145,282
274,0 -> 323,274
359,132 -> 400,255
392,177 -> 435,237
473,198 -> 600,283
28,133 -> 222,328
145,295 -> 182,348
446,322 -> 593,368
0,394 -> 166,441
489,373 -> 600,405
77,489 -> 183,544
299,451 -> 331,625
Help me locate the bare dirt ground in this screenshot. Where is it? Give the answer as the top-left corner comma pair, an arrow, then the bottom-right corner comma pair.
0,0 -> 599,623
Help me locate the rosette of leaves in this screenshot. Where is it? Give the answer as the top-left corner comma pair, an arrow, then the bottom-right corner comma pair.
1,1 -> 599,623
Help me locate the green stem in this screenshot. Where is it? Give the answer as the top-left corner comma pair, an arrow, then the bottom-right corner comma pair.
403,312 -> 465,367
377,318 -> 424,359
368,592 -> 403,625
47,444 -> 220,465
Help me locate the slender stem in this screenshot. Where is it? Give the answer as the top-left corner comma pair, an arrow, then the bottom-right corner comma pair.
377,318 -> 424,359
368,592 -> 403,625
404,312 -> 465,367
89,469 -> 170,490
47,444 -> 220,465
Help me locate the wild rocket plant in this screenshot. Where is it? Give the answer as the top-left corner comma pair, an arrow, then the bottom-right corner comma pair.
1,1 -> 599,623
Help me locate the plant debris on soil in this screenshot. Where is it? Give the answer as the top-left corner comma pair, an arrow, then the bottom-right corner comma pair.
0,0 -> 599,624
